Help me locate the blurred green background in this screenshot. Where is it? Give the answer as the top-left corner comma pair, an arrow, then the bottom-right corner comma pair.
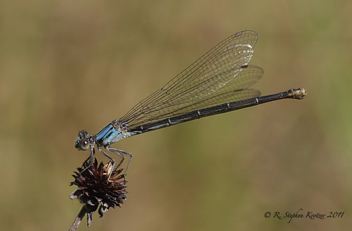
1,0 -> 351,230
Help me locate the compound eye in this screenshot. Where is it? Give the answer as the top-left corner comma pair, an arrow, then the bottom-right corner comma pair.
75,138 -> 89,151
75,130 -> 90,150
79,139 -> 89,151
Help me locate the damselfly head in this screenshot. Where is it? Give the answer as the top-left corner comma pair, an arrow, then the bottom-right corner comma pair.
75,130 -> 90,151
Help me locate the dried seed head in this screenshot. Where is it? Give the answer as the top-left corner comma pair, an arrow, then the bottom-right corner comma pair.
69,158 -> 127,229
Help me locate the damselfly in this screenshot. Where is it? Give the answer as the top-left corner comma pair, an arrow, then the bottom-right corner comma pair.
75,30 -> 307,179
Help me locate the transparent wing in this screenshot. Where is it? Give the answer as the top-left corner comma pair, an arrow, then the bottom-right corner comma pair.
120,30 -> 262,130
